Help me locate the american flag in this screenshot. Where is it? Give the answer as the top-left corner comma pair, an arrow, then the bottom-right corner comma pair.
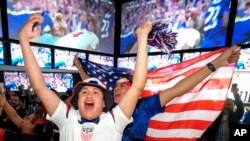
79,48 -> 235,140
78,58 -> 131,92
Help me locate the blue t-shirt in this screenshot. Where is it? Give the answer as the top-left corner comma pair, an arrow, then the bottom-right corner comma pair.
122,94 -> 164,141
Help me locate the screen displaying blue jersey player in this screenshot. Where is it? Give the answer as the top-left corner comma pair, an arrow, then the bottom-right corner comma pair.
199,0 -> 231,48
0,44 -> 3,65
7,11 -> 53,40
100,3 -> 115,54
232,0 -> 250,45
0,10 -> 2,38
232,17 -> 250,44
120,31 -> 137,54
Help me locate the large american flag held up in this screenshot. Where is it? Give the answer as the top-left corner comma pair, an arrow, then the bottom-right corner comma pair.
79,48 -> 235,141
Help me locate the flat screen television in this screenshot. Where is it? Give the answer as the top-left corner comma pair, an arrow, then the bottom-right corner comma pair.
117,57 -> 129,69
0,6 -> 2,38
10,43 -> 51,68
0,42 -> 4,64
54,49 -> 86,69
4,71 -> 73,92
43,73 -> 73,92
232,0 -> 250,45
159,53 -> 181,68
89,54 -> 114,66
117,53 -> 181,70
182,52 -> 201,61
120,0 -> 232,54
7,0 -> 115,54
4,71 -> 29,91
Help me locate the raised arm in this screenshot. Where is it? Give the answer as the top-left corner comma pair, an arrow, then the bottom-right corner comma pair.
159,45 -> 241,107
0,94 -> 6,116
119,21 -> 152,118
0,94 -> 22,128
231,86 -> 244,121
73,55 -> 90,80
19,14 -> 60,116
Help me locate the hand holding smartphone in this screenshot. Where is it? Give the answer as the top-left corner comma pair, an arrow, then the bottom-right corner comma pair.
32,11 -> 45,31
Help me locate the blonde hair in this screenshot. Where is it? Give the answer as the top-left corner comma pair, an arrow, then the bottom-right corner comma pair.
51,13 -> 67,36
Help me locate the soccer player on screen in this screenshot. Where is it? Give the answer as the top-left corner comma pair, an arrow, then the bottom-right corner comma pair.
232,0 -> 250,45
199,0 -> 231,48
99,1 -> 115,54
200,0 -> 250,47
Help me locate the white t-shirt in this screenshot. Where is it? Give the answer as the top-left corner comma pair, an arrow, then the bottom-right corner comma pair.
46,101 -> 132,141
55,29 -> 99,51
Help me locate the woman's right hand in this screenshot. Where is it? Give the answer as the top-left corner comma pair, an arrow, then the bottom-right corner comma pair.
19,14 -> 44,41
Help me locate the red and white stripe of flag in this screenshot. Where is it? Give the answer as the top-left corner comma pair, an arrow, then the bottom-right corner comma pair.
143,48 -> 235,141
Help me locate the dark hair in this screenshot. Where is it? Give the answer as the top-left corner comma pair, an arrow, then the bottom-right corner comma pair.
119,74 -> 133,83
60,94 -> 69,101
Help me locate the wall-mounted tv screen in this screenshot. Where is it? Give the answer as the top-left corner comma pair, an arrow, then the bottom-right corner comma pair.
54,49 -> 86,70
10,43 -> 51,68
120,0 -> 231,54
4,72 -> 30,91
235,48 -> 250,71
43,73 -> 73,92
7,0 -> 115,54
89,54 -> 114,66
182,52 -> 201,61
0,42 -> 4,64
4,71 -> 73,92
160,53 -> 181,68
232,0 -> 250,45
0,7 -> 2,38
117,53 -> 181,70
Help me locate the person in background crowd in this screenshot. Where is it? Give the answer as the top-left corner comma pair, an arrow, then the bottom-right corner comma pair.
198,83 -> 244,141
1,93 -> 26,132
0,94 -> 53,141
241,107 -> 250,125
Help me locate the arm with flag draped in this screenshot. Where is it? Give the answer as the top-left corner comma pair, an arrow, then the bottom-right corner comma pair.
73,55 -> 90,81
145,45 -> 241,141
158,45 -> 241,107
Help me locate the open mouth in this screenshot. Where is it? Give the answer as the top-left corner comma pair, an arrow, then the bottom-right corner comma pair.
114,93 -> 120,98
85,102 -> 94,110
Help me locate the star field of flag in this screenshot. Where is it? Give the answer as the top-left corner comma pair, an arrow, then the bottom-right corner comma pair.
78,58 -> 131,92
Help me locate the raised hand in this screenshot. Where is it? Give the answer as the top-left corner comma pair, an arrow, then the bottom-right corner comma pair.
19,14 -> 43,41
135,21 -> 152,40
212,45 -> 241,68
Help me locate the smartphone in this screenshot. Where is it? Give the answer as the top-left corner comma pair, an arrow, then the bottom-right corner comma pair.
32,11 -> 45,31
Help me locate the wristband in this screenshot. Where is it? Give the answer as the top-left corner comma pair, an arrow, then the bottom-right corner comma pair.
206,63 -> 216,72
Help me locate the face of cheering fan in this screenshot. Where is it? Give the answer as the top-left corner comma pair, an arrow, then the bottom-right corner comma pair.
113,82 -> 130,104
77,86 -> 105,120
